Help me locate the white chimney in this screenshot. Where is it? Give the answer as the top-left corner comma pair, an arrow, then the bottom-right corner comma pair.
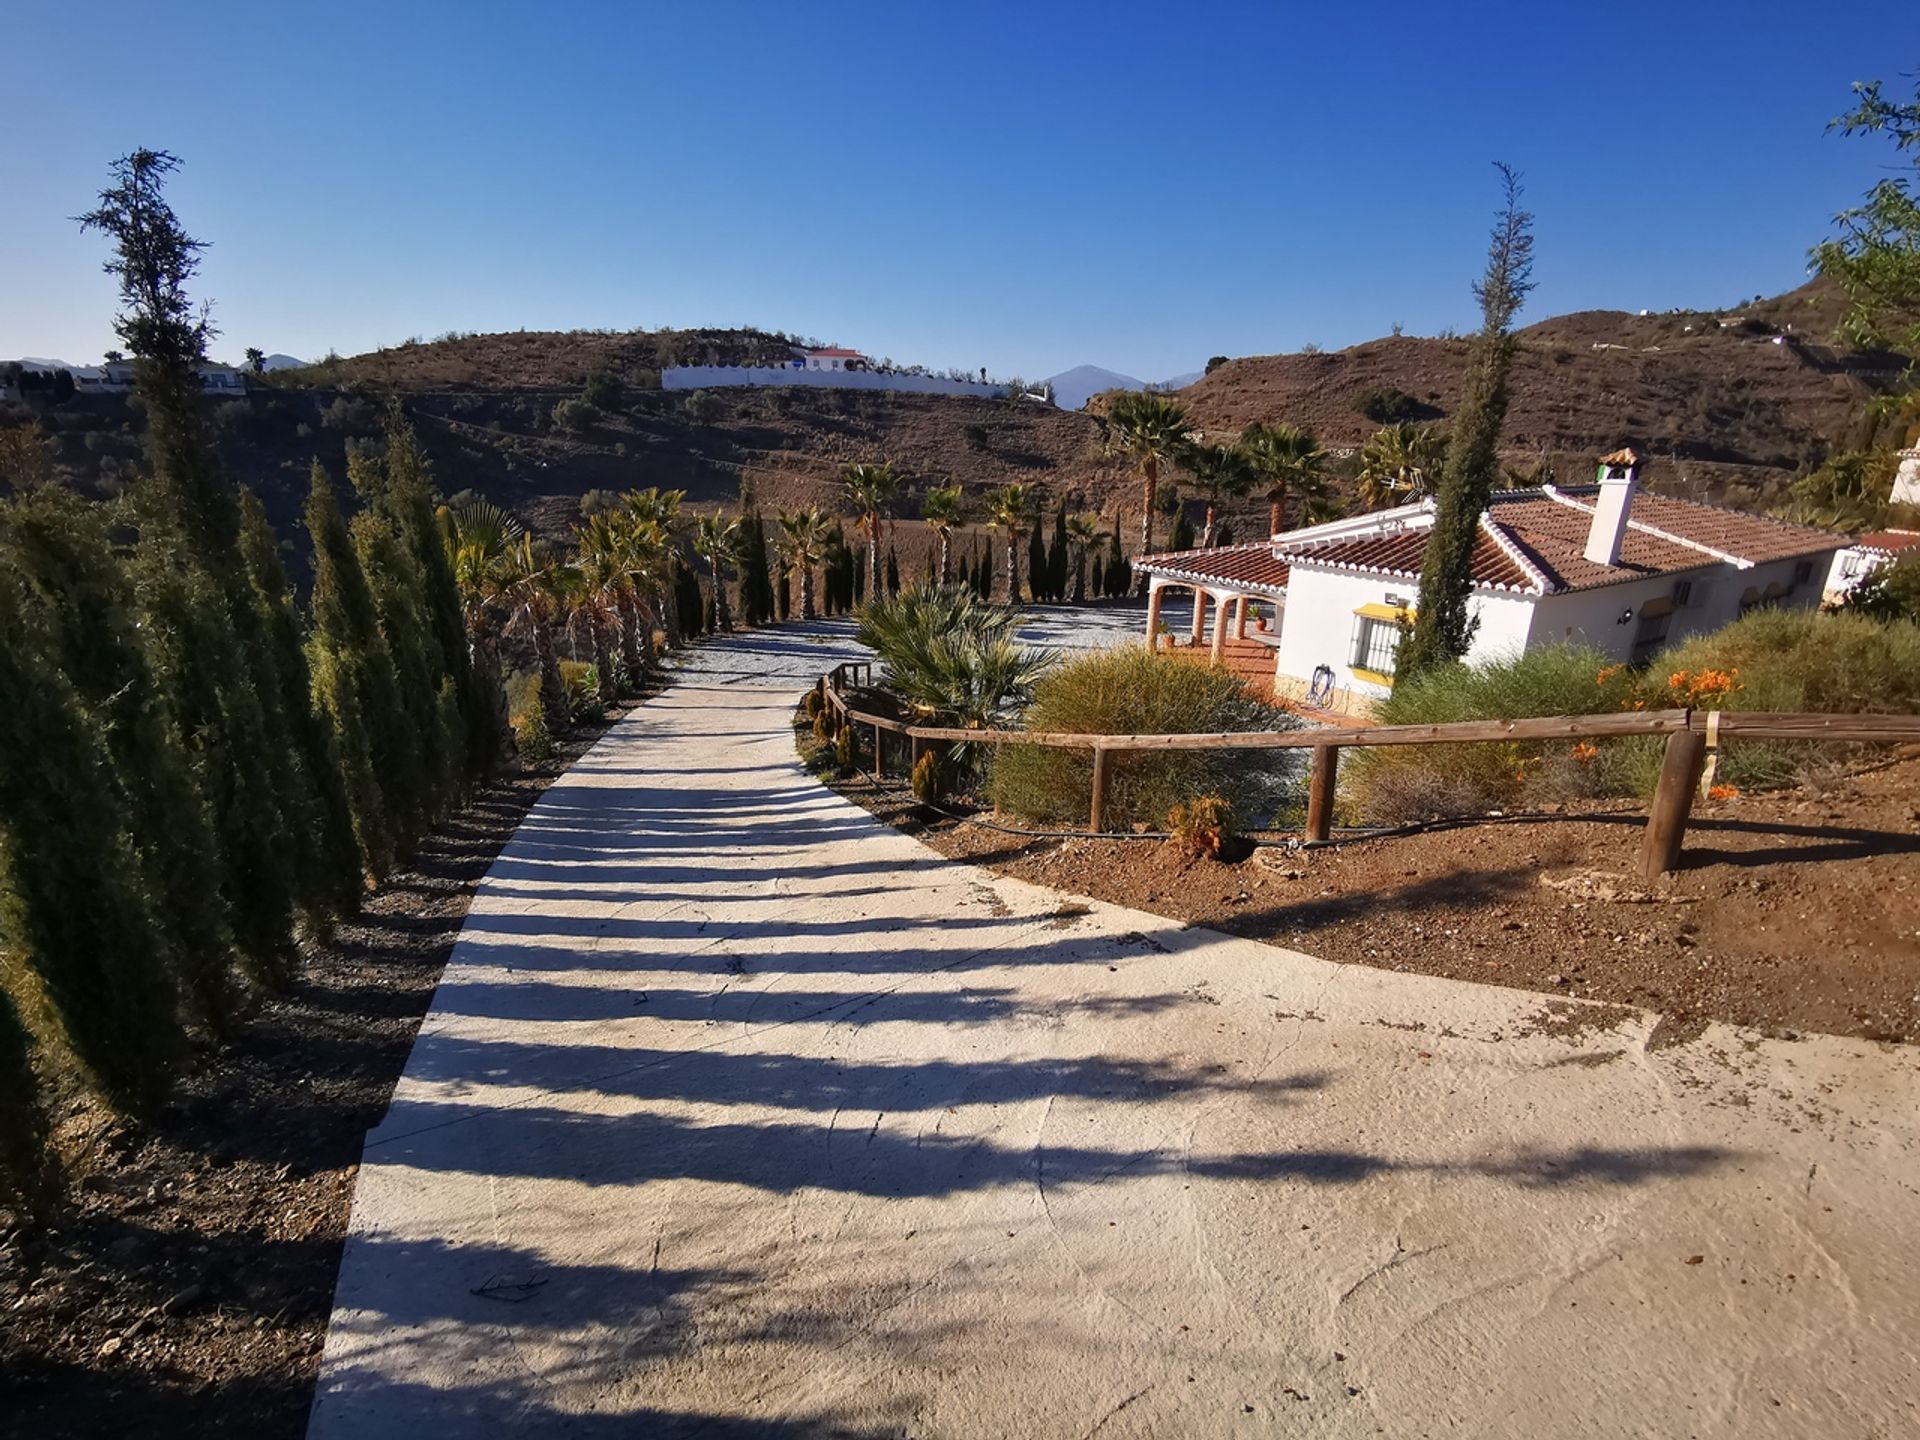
1584,448 -> 1640,567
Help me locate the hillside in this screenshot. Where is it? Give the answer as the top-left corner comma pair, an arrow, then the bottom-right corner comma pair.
11,282 -> 1902,579
1164,277 -> 1903,512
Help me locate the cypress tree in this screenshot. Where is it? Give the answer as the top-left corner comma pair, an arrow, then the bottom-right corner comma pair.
776,560 -> 791,620
1168,506 -> 1195,553
2,487 -> 235,1024
675,559 -> 705,637
237,490 -> 363,918
306,462 -> 411,879
1027,522 -> 1047,604
1048,501 -> 1069,602
0,573 -> 180,1113
738,509 -> 775,625
1401,164 -> 1536,681
1091,551 -> 1105,600
354,500 -> 454,820
77,149 -> 303,972
885,544 -> 900,596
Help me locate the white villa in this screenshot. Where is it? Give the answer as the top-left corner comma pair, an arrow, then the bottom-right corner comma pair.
792,346 -> 867,373
1137,449 -> 1846,712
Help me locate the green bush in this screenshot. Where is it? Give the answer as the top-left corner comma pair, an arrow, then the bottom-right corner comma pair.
581,372 -> 623,410
1354,385 -> 1425,424
560,660 -> 603,722
990,647 -> 1302,829
551,398 -> 598,433
515,704 -> 556,763
1844,560 -> 1920,623
1351,613 -> 1920,821
856,582 -> 1050,729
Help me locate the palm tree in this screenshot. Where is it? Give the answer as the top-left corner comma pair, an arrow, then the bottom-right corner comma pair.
1184,441 -> 1257,547
623,487 -> 687,645
694,512 -> 742,632
921,483 -> 968,581
440,497 -> 522,744
1105,391 -> 1192,569
1242,421 -> 1330,534
573,517 -> 639,702
1357,422 -> 1445,509
775,507 -> 833,620
841,461 -> 901,600
1065,512 -> 1102,602
985,482 -> 1039,602
492,531 -> 574,735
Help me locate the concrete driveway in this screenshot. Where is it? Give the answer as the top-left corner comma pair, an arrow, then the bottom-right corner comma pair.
310,626 -> 1920,1438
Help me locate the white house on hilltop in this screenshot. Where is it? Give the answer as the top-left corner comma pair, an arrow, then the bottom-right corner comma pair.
1137,449 -> 1845,712
792,346 -> 867,373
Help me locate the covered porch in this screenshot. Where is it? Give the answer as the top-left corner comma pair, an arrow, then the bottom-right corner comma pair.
1134,542 -> 1291,684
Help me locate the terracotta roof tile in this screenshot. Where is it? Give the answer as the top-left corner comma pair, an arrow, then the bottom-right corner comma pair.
1276,524 -> 1536,592
1135,541 -> 1291,595
1853,530 -> 1920,554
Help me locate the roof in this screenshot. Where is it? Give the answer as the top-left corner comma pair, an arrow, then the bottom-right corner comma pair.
1134,540 -> 1291,597
1855,530 -> 1920,555
1275,486 -> 1843,596
797,346 -> 865,358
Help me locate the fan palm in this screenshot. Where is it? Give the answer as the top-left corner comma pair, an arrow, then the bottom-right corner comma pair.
920,483 -> 968,581
440,497 -> 522,744
1242,421 -> 1331,534
841,461 -> 901,600
775,507 -> 833,620
1357,422 -> 1445,509
492,531 -> 575,734
855,582 -> 1052,730
1184,441 -> 1257,547
1065,511 -> 1102,602
694,512 -> 743,633
984,481 -> 1039,603
624,487 -> 687,645
574,515 -> 642,701
1106,391 -> 1192,570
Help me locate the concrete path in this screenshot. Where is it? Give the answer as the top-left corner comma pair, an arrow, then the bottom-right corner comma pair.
311,627 -> 1920,1439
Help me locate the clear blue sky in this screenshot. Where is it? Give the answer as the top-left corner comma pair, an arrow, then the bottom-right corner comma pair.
3,2 -> 1912,382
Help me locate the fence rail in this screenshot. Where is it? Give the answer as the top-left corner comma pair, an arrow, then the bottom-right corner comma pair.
816,662 -> 1920,880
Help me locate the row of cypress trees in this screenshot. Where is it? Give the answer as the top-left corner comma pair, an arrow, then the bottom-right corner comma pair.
0,151 -> 499,1214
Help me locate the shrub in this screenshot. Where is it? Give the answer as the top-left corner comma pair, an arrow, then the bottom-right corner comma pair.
1167,795 -> 1236,857
1354,385 -> 1424,423
515,705 -> 555,763
552,398 -> 598,433
802,689 -> 824,718
912,747 -> 947,802
1844,559 -> 1920,623
855,582 -> 1050,729
813,709 -> 833,743
581,372 -> 622,410
685,390 -> 725,424
991,647 -> 1302,829
560,660 -> 602,722
834,720 -> 856,769
1350,645 -> 1648,821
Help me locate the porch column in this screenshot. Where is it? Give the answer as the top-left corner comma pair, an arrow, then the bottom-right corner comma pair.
1210,591 -> 1229,664
1144,581 -> 1165,649
1190,588 -> 1207,645
1234,596 -> 1249,639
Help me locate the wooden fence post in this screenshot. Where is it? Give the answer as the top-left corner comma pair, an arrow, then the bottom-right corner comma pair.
1306,744 -> 1339,843
1638,728 -> 1707,881
1089,747 -> 1112,833
873,724 -> 886,781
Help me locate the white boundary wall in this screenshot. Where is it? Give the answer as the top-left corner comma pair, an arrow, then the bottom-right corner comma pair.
662,365 -> 1004,400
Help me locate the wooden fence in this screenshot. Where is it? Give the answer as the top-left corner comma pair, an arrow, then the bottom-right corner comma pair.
816,662 -> 1920,881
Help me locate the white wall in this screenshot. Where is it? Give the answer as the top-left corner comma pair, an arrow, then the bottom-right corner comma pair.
1276,549 -> 1842,699
662,365 -> 1004,400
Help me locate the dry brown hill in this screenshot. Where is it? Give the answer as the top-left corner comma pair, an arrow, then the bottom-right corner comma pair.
1164,276 -> 1902,511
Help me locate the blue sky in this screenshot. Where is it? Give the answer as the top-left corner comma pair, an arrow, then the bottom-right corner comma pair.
2,2 -> 1912,381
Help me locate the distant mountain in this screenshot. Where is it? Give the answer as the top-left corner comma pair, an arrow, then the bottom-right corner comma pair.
1157,370 -> 1203,391
1044,364 -> 1145,412
258,353 -> 310,372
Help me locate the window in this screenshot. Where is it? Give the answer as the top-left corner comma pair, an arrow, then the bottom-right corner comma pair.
1670,579 -> 1692,606
1349,603 -> 1409,682
1841,553 -> 1863,578
1630,609 -> 1673,666
1792,560 -> 1814,585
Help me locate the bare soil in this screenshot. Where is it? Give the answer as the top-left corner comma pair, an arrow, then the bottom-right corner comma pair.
816,731 -> 1920,1049
0,702 -> 637,1440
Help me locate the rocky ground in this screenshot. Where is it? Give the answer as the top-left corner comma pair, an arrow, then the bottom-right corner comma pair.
0,701 -> 639,1440
817,734 -> 1920,1049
